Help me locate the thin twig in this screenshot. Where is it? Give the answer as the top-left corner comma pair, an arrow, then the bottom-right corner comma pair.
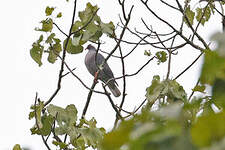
105,56 -> 155,86
62,68 -> 76,78
174,52 -> 204,80
53,22 -> 69,37
188,78 -> 200,101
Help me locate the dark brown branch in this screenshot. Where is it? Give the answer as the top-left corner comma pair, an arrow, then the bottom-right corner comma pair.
104,6 -> 134,63
53,22 -> 69,37
175,0 -> 209,49
160,0 -> 180,11
174,52 -> 204,80
44,0 -> 78,107
62,68 -> 76,78
81,80 -> 98,119
123,99 -> 147,118
105,56 -> 155,86
139,0 -> 205,51
102,84 -> 123,119
113,45 -> 127,127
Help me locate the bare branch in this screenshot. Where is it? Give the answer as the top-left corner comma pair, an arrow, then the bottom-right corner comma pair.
174,52 -> 204,80
44,0 -> 78,107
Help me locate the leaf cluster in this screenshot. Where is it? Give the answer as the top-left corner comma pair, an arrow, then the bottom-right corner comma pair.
30,3 -> 115,66
29,103 -> 105,149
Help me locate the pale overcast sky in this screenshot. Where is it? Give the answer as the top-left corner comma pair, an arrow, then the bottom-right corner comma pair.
0,0 -> 222,149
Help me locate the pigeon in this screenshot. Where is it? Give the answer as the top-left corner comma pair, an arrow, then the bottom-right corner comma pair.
85,44 -> 121,97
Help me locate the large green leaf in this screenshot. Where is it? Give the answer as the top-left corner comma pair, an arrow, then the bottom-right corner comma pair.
146,76 -> 187,103
63,38 -> 83,54
79,2 -> 99,24
101,105 -> 195,150
212,79 -> 225,109
29,101 -> 53,136
30,35 -> 44,66
47,104 -> 78,135
200,50 -> 225,85
191,111 -> 225,147
100,21 -> 115,36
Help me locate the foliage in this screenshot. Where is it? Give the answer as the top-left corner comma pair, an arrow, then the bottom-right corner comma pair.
30,2 -> 115,66
21,0 -> 225,149
29,103 -> 105,149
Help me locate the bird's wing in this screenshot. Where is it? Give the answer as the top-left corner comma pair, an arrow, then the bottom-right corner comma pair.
96,53 -> 115,81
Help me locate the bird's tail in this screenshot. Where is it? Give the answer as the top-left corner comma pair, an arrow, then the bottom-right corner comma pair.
108,83 -> 121,97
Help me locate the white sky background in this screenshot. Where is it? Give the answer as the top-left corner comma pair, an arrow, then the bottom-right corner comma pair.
0,0 -> 223,149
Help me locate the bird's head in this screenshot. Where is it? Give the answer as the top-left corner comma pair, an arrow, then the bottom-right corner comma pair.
85,44 -> 95,51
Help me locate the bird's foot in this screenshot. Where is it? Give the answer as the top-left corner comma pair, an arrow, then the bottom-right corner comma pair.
94,71 -> 99,84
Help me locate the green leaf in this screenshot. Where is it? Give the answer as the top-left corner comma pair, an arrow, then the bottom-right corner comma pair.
146,76 -> 187,103
82,22 -> 101,42
100,21 -> 115,36
192,85 -> 206,93
101,108 -> 195,150
146,75 -> 163,102
212,78 -> 225,108
35,101 -> 44,128
196,6 -> 211,26
47,46 -> 59,64
191,111 -> 225,147
200,50 -> 225,85
52,141 -> 68,149
28,111 -> 35,120
72,21 -> 83,33
155,51 -> 167,64
13,144 -> 22,150
46,34 -> 62,64
72,35 -> 82,46
56,12 -> 62,18
35,18 -> 53,32
63,38 -> 83,54
39,114 -> 54,136
183,97 -> 203,121
47,104 -> 78,135
101,120 -> 133,150
45,6 -> 55,16
30,35 -> 44,66
78,127 -> 104,148
79,2 -> 98,24
46,33 -> 55,44
29,101 -> 45,135
184,5 -> 195,26
144,50 -> 151,56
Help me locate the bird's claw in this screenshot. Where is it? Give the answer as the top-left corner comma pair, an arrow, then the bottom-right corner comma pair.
94,71 -> 99,83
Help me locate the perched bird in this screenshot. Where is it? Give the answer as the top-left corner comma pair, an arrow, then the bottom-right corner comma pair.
85,44 -> 121,97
